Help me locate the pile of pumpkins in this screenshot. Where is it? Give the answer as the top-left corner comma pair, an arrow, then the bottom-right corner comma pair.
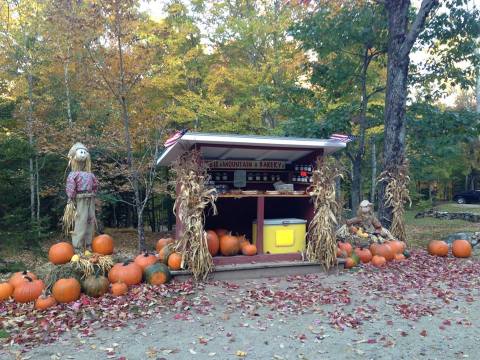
427,239 -> 472,258
205,229 -> 257,257
0,234 -> 184,309
337,240 -> 409,269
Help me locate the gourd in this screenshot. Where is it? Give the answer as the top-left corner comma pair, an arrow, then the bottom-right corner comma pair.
92,234 -> 114,255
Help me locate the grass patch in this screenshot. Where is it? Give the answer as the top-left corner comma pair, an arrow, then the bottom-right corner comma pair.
0,329 -> 9,339
434,203 -> 480,214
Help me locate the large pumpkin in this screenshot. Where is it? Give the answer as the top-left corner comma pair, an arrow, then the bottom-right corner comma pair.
13,277 -> 44,303
371,255 -> 386,267
219,235 -> 240,256
92,234 -> 114,255
206,230 -> 220,257
215,228 -> 229,237
354,248 -> 372,263
134,252 -> 158,271
52,278 -> 81,303
338,242 -> 353,256
427,240 -> 449,257
108,262 -> 142,285
144,263 -> 172,285
9,270 -> 37,288
156,238 -> 174,253
242,244 -> 257,256
82,274 -> 110,298
35,295 -> 57,311
375,243 -> 394,261
49,242 -> 75,265
111,282 -> 128,296
388,240 -> 406,254
452,239 -> 472,258
0,282 -> 14,301
167,252 -> 182,270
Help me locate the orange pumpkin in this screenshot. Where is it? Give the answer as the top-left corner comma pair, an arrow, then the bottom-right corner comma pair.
375,243 -> 394,261
108,262 -> 142,285
394,253 -> 406,261
156,237 -> 174,253
388,240 -> 406,254
452,239 -> 472,258
215,228 -> 229,237
13,277 -> 44,303
427,240 -> 449,257
49,242 -> 74,265
158,244 -> 174,264
0,282 -> 14,301
371,255 -> 386,267
134,252 -> 158,271
34,295 -> 57,310
336,247 -> 348,258
206,230 -> 220,257
354,248 -> 372,263
219,235 -> 240,256
242,244 -> 257,256
9,270 -> 37,288
238,235 -> 249,249
167,252 -> 183,270
52,278 -> 81,303
92,234 -> 114,255
111,282 -> 128,296
338,242 -> 353,256
370,243 -> 379,256
344,257 -> 356,269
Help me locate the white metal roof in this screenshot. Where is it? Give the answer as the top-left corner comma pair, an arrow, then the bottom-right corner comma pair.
156,132 -> 346,166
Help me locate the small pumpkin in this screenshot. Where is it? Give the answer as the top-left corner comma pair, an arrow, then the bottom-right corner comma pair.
375,243 -> 394,261
338,242 -> 353,256
354,248 -> 372,263
344,257 -> 356,269
167,252 -> 183,270
144,263 -> 172,285
82,274 -> 110,298
219,234 -> 240,256
13,277 -> 44,303
49,242 -> 75,265
371,255 -> 386,267
427,240 -> 449,257
388,240 -> 406,254
158,244 -> 174,264
206,230 -> 220,257
215,228 -> 229,237
52,278 -> 81,303
34,295 -> 57,311
394,253 -> 406,261
9,270 -> 37,288
134,252 -> 158,271
108,262 -> 142,285
452,239 -> 472,258
0,282 -> 14,301
336,247 -> 348,258
370,243 -> 379,256
242,243 -> 257,256
155,237 -> 174,253
111,282 -> 128,296
92,234 -> 114,255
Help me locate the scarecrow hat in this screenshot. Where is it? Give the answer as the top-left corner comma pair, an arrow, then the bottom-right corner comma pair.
68,142 -> 89,159
359,200 -> 373,207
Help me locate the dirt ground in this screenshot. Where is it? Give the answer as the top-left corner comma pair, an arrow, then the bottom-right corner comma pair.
2,251 -> 480,360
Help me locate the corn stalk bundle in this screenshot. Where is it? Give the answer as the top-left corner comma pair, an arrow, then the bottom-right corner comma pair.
306,157 -> 343,269
62,201 -> 76,236
171,150 -> 217,281
378,159 -> 411,244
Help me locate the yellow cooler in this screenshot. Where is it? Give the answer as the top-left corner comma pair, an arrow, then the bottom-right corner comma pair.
252,218 -> 307,254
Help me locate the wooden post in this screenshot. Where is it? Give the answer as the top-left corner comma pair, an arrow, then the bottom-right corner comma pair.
256,196 -> 265,254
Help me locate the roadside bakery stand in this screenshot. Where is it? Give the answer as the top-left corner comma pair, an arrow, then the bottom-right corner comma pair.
157,132 -> 345,271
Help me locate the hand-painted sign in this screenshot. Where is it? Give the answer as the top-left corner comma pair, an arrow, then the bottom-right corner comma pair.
205,160 -> 286,169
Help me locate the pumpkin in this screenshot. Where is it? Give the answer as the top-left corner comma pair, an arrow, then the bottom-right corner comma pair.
108,262 -> 142,285
354,248 -> 372,263
215,228 -> 229,237
52,278 -> 81,303
238,235 -> 250,249
92,234 -> 114,255
427,240 -> 449,257
344,257 -> 356,269
48,242 -> 74,265
338,242 -> 353,256
371,255 -> 386,267
388,240 -> 406,254
167,252 -> 183,270
144,263 -> 172,285
158,244 -> 174,264
156,237 -> 174,253
375,243 -> 394,261
82,274 -> 109,298
219,234 -> 240,256
206,230 -> 220,256
9,270 -> 37,288
13,277 -> 44,303
336,247 -> 348,258
0,282 -> 14,301
242,244 -> 257,256
452,239 -> 472,258
134,252 -> 158,271
370,243 -> 379,256
394,253 -> 406,261
111,282 -> 128,296
34,295 -> 57,311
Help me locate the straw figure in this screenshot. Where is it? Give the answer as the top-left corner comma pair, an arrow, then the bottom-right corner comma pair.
62,143 -> 98,252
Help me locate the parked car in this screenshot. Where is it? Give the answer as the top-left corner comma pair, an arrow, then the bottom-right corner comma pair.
453,190 -> 480,204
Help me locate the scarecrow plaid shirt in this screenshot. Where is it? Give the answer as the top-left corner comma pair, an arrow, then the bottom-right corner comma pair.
66,171 -> 98,200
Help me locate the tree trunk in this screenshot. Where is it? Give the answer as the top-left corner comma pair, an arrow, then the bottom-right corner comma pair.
35,156 -> 40,223
351,156 -> 362,211
476,47 -> 480,113
371,139 -> 376,203
64,53 -> 73,125
27,72 -> 35,222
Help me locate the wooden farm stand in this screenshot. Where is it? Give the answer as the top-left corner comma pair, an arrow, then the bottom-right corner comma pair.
157,132 -> 346,279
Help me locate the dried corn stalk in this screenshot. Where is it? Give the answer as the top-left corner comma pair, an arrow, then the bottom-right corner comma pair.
171,150 -> 217,281
306,157 -> 343,269
378,159 -> 411,244
62,201 -> 76,236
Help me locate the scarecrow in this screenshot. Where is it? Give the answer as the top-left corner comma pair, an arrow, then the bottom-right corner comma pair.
63,143 -> 98,251
346,200 -> 394,243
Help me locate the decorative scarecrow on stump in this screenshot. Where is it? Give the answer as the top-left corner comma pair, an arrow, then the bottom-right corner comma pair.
62,143 -> 98,252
